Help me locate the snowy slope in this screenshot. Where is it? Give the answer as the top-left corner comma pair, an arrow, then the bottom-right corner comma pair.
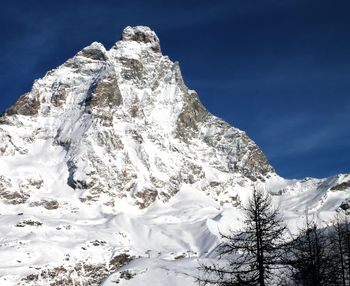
0,26 -> 349,285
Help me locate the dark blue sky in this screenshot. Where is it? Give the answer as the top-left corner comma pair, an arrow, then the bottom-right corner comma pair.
1,0 -> 349,179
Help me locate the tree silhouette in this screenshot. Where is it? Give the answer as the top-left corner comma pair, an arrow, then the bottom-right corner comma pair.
287,215 -> 338,286
198,187 -> 286,286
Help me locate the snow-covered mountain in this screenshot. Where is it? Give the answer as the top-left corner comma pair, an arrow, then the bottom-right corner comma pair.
0,26 -> 349,286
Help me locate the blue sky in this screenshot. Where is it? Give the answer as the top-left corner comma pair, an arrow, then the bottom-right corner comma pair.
1,0 -> 349,179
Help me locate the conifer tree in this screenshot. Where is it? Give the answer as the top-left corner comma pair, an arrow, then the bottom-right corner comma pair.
198,188 -> 286,286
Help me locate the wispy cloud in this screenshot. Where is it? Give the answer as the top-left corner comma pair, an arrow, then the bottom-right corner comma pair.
256,109 -> 350,158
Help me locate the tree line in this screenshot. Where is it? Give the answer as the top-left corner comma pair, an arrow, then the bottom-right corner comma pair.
197,188 -> 350,286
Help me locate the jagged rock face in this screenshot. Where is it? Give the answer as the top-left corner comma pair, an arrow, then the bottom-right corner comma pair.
121,26 -> 161,52
6,92 -> 41,116
0,26 -> 274,207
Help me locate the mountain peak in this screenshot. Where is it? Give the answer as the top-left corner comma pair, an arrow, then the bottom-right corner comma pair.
1,25 -> 274,209
0,25 -> 349,286
121,26 -> 161,52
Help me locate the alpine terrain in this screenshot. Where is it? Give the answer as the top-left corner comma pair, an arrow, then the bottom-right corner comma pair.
0,26 -> 349,285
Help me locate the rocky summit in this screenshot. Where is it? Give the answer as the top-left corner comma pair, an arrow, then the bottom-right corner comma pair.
0,26 -> 349,286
